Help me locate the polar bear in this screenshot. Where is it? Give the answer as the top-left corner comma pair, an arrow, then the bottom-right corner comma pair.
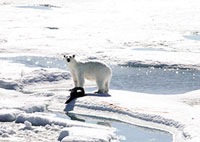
64,55 -> 112,93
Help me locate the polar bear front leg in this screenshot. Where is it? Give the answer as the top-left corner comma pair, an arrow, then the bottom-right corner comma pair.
73,78 -> 78,87
77,74 -> 85,88
71,73 -> 78,87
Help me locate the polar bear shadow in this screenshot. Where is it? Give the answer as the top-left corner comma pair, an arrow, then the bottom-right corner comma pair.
86,93 -> 111,97
64,93 -> 111,112
64,98 -> 76,112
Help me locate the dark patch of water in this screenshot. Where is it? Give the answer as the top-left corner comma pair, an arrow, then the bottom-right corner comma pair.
45,27 -> 59,30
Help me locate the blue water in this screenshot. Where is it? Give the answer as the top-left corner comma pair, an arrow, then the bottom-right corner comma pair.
111,66 -> 200,94
183,34 -> 200,41
65,113 -> 172,142
113,123 -> 171,142
1,56 -> 200,94
16,5 -> 52,10
0,56 -> 66,69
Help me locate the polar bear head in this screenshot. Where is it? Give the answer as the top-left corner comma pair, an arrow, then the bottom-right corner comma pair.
63,55 -> 77,66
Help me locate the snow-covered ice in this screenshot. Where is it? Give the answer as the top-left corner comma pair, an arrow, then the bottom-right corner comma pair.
1,0 -> 200,141
0,87 -> 119,142
65,90 -> 200,142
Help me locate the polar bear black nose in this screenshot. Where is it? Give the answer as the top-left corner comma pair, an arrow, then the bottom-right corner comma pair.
67,58 -> 70,62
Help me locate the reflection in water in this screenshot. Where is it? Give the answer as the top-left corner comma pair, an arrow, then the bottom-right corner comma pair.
66,112 -> 85,122
66,113 -> 172,142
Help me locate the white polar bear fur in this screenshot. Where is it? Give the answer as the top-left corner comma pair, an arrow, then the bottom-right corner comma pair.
64,55 -> 112,93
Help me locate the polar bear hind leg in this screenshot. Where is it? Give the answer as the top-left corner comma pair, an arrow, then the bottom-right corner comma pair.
96,79 -> 106,94
105,80 -> 110,93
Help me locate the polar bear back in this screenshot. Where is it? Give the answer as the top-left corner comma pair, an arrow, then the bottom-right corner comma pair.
78,61 -> 112,81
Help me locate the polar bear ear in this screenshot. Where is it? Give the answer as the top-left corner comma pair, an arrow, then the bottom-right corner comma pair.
72,55 -> 75,58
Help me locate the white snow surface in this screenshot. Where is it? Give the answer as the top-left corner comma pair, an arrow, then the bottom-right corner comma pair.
59,127 -> 116,142
65,90 -> 200,142
0,0 -> 200,68
0,87 -> 119,142
1,0 -> 200,141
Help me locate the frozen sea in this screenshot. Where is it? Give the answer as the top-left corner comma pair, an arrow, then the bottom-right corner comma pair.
0,0 -> 200,142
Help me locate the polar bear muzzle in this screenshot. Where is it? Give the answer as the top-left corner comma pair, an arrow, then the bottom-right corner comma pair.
63,55 -> 75,62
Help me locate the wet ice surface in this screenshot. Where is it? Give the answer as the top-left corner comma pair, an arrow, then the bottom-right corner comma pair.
112,123 -> 171,142
1,56 -> 200,94
112,66 -> 200,94
0,56 -> 66,69
16,5 -> 52,10
183,32 -> 200,41
61,113 -> 172,142
132,47 -> 168,52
